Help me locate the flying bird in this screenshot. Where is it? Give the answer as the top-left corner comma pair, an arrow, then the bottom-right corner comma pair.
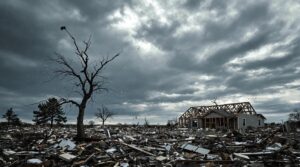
60,26 -> 66,30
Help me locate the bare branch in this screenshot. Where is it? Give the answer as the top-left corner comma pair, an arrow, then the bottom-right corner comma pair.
95,105 -> 114,126
59,98 -> 80,107
53,53 -> 87,95
211,97 -> 218,106
91,53 -> 120,81
62,28 -> 81,55
83,35 -> 92,53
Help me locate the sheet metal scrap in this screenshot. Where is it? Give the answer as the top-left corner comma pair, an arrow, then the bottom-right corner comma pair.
180,143 -> 210,155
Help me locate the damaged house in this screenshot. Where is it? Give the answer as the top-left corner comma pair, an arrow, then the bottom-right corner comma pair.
178,102 -> 266,130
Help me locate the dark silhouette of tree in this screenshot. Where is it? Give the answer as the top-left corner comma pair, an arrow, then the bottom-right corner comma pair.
144,117 -> 150,127
88,120 -> 95,128
32,110 -> 42,125
289,109 -> 300,121
166,118 -> 178,127
33,98 -> 67,128
95,105 -> 114,127
55,26 -> 119,139
211,97 -> 218,106
287,109 -> 300,132
2,108 -> 21,126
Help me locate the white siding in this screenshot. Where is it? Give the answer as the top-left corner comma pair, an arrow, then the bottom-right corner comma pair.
237,114 -> 265,130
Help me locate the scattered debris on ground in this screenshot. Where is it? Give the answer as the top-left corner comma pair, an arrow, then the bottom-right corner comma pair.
0,124 -> 299,166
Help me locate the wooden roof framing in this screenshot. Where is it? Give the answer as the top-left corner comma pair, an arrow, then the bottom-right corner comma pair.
179,102 -> 257,120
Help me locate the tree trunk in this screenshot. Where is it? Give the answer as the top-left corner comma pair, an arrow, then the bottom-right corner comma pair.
7,120 -> 10,130
77,107 -> 85,139
102,120 -> 105,127
50,117 -> 54,128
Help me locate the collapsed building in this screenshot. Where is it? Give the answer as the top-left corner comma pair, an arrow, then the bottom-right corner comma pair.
178,102 -> 266,130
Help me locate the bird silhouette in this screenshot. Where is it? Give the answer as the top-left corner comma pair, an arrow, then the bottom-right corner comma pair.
60,26 -> 66,30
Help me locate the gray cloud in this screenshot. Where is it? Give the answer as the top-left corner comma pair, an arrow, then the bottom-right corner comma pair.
0,0 -> 300,124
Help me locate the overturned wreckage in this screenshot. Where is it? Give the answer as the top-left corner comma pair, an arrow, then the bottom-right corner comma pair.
0,125 -> 299,166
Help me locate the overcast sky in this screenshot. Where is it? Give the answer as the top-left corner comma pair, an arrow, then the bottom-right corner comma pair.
0,0 -> 300,124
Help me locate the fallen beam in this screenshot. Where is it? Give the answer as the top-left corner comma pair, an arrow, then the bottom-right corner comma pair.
118,141 -> 155,156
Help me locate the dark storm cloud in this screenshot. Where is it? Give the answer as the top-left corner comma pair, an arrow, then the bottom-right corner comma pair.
169,29 -> 273,74
175,87 -> 199,95
0,0 -> 300,123
225,69 -> 298,94
254,99 -> 300,114
243,38 -> 300,70
203,1 -> 271,42
0,2 -> 54,59
0,1 -> 79,97
169,1 -> 282,74
62,0 -> 126,22
183,0 -> 203,10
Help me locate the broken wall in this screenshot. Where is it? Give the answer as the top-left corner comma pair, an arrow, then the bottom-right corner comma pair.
237,113 -> 264,130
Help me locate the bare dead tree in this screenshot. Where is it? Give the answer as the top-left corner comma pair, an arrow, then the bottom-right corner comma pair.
95,105 -> 114,127
144,117 -> 150,127
88,120 -> 95,128
289,109 -> 300,121
54,26 -> 119,139
211,97 -> 218,106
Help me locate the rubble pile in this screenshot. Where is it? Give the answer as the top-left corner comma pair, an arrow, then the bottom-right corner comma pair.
0,125 -> 299,167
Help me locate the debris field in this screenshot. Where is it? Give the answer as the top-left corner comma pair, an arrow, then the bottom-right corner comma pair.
0,125 -> 300,167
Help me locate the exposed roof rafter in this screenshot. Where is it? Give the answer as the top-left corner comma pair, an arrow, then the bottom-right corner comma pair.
179,102 -> 258,119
